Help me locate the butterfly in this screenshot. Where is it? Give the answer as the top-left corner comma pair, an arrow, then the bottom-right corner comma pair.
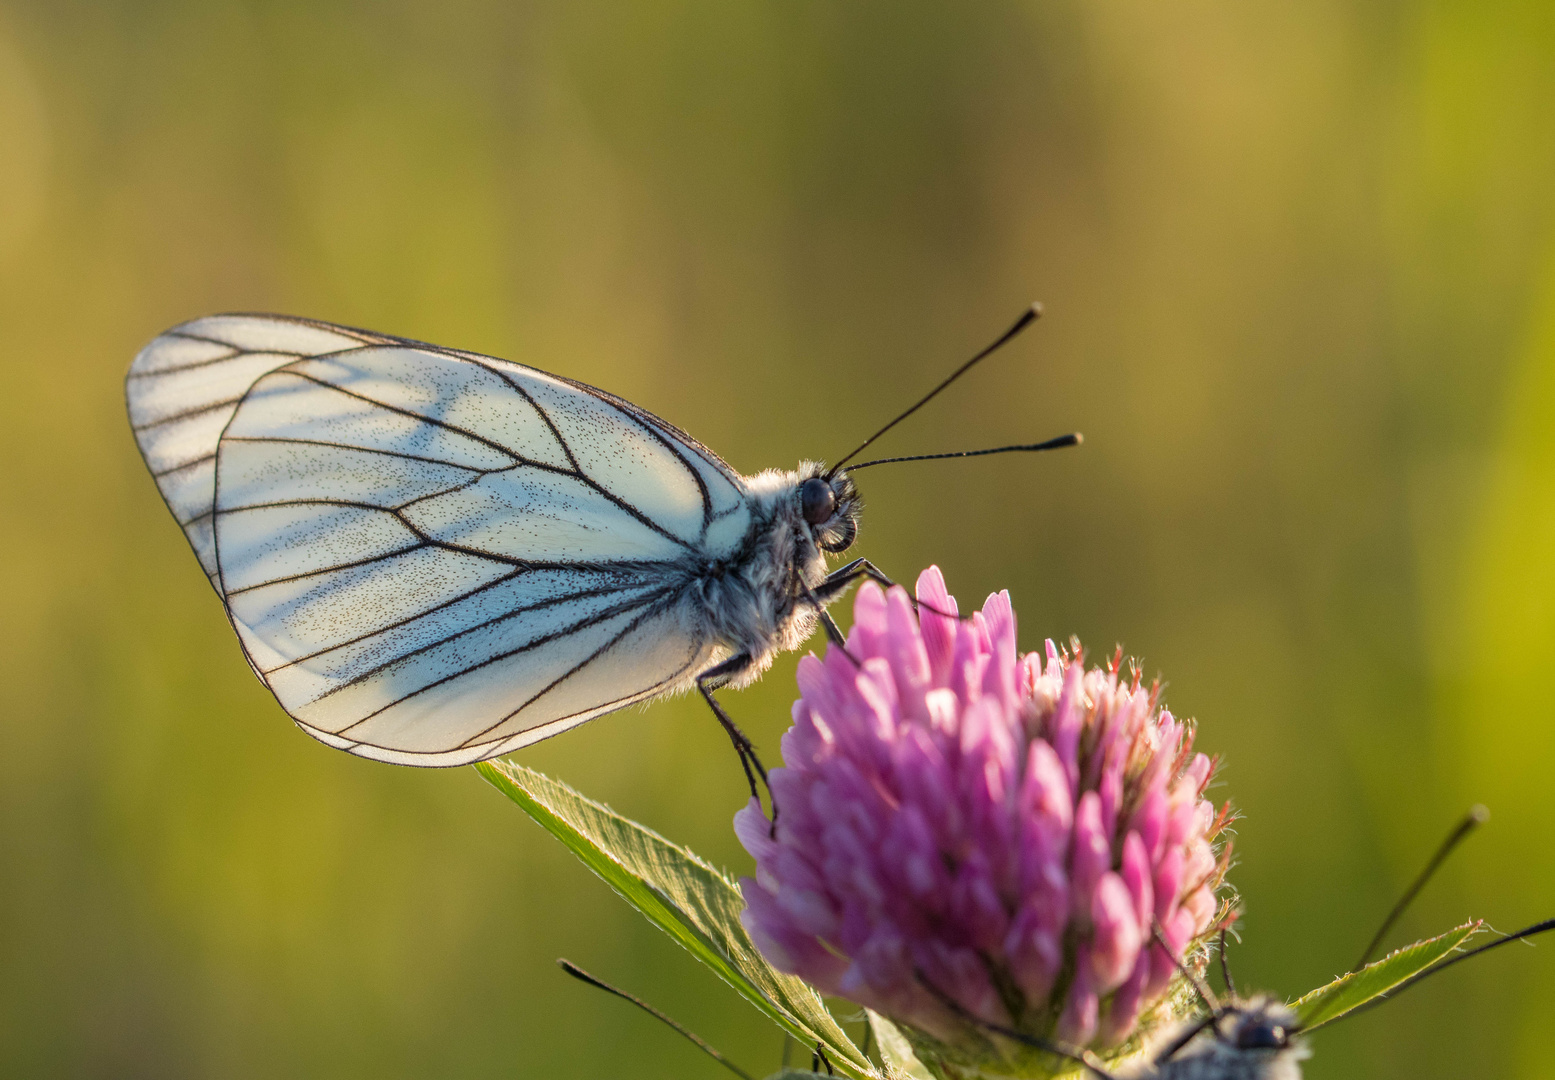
125,307 -> 1077,798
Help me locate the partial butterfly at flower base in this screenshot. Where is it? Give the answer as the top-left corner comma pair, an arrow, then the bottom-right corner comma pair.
956,806 -> 1555,1080
540,807 -> 1554,1080
125,305 -> 1077,807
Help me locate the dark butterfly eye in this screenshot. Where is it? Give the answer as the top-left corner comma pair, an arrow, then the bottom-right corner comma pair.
800,477 -> 836,525
1235,1020 -> 1287,1050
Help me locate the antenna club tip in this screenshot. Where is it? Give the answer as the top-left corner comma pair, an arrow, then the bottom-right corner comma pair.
1030,300 -> 1044,318
1469,804 -> 1490,824
1072,431 -> 1084,445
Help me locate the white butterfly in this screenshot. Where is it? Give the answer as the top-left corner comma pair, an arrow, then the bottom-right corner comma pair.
126,309 -> 1072,780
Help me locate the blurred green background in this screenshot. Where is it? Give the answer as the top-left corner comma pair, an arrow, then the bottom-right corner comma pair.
2,2 -> 1553,1077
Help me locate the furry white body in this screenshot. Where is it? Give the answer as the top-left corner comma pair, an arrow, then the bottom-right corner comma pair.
685,465 -> 832,689
1125,998 -> 1308,1080
126,314 -> 860,766
1144,1041 -> 1307,1080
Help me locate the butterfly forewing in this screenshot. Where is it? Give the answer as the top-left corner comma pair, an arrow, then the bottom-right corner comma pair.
129,314 -> 755,766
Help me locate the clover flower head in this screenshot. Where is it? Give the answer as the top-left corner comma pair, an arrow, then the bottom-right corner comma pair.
736,568 -> 1232,1073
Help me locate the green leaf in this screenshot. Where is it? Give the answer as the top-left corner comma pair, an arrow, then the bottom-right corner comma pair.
763,1072 -> 834,1080
476,760 -> 875,1078
1290,921 -> 1484,1031
867,1011 -> 935,1080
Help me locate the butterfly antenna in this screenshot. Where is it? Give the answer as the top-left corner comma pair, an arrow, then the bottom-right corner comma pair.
1300,917 -> 1555,1033
1352,805 -> 1489,972
1218,925 -> 1235,997
846,432 -> 1082,471
913,969 -> 1120,1080
556,960 -> 756,1080
829,303 -> 1043,476
1152,921 -> 1221,1014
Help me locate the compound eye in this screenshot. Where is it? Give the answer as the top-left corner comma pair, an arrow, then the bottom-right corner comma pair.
800,477 -> 837,525
1235,1022 -> 1287,1050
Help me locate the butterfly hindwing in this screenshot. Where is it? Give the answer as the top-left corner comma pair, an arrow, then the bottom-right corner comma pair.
126,315 -> 381,586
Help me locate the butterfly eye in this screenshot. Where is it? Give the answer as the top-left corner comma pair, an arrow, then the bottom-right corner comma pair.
1235,1021 -> 1287,1050
800,477 -> 837,525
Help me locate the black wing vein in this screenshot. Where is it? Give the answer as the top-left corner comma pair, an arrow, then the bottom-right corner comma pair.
458,592 -> 688,747
330,586 -> 680,728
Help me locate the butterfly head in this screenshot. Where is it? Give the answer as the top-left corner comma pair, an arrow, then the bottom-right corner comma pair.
798,467 -> 860,553
1216,997 -> 1300,1055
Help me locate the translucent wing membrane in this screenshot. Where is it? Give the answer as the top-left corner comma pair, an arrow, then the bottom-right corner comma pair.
127,314 -> 753,765
126,315 -> 379,586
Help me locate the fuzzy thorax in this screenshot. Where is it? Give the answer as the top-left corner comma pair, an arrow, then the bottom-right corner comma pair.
1140,998 -> 1308,1080
689,462 -> 858,689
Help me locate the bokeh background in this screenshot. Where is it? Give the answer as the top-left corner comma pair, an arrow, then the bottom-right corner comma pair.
2,2 -> 1554,1077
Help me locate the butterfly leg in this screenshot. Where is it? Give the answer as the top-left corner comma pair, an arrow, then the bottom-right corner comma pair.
802,559 -> 892,633
817,558 -> 958,620
696,654 -> 777,825
817,609 -> 850,649
818,557 -> 897,595
796,580 -> 860,667
1218,924 -> 1235,998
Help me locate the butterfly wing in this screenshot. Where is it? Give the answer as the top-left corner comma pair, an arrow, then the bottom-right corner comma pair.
126,314 -> 385,590
128,314 -> 754,765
